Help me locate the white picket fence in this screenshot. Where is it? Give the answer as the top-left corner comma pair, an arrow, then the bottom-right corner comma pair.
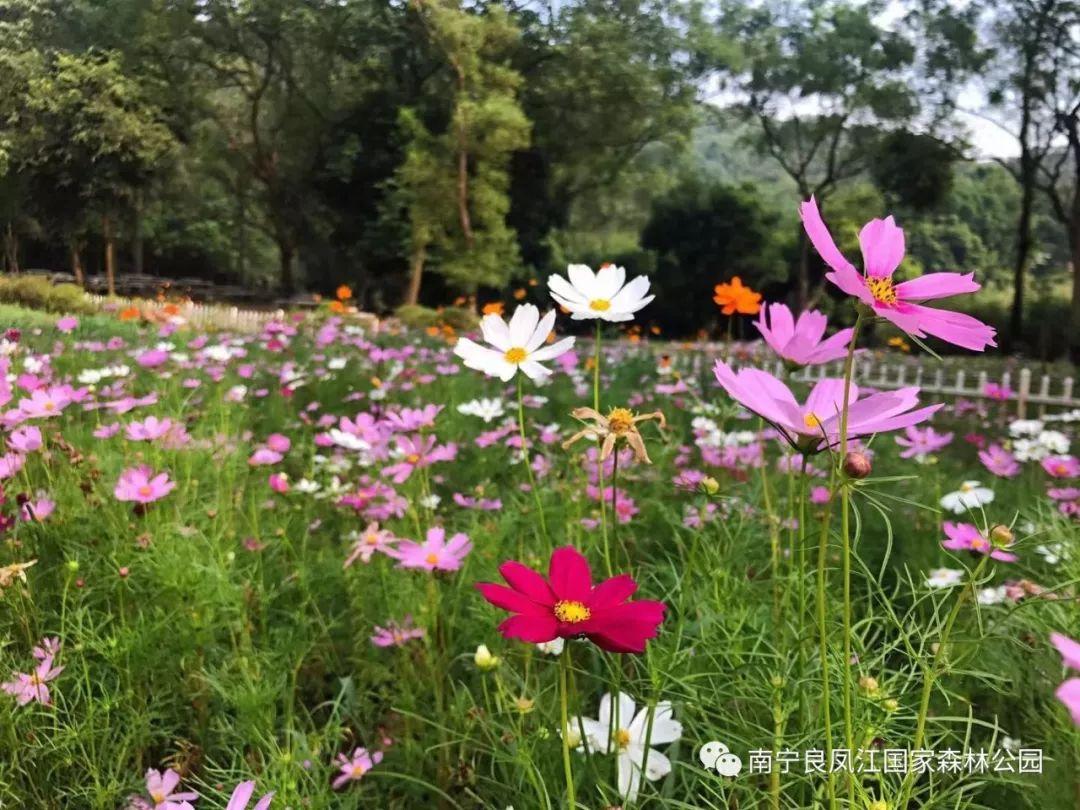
670,344 -> 1079,419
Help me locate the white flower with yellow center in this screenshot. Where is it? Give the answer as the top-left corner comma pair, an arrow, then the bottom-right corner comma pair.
939,480 -> 994,514
568,691 -> 682,802
453,304 -> 575,382
547,263 -> 654,322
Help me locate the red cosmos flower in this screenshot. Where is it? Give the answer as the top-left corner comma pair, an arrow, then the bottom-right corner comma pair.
476,546 -> 665,654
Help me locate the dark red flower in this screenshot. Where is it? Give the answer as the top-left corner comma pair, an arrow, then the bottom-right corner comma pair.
476,546 -> 665,654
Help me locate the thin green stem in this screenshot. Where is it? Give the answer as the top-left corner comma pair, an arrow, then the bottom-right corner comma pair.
559,645 -> 577,809
816,472 -> 838,810
517,375 -> 550,545
837,312 -> 864,801
900,554 -> 990,808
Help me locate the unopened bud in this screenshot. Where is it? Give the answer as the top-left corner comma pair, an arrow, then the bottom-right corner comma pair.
990,525 -> 1014,548
843,451 -> 872,479
474,644 -> 500,671
883,698 -> 899,712
702,476 -> 720,495
869,801 -> 889,810
859,675 -> 880,696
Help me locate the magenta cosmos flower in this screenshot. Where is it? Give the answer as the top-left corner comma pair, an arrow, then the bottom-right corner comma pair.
2,654 -> 63,706
1051,632 -> 1080,725
332,747 -> 383,789
800,197 -> 996,351
388,526 -> 471,572
114,466 -> 176,504
713,360 -> 941,453
344,522 -> 399,567
941,522 -> 1017,562
755,302 -> 853,366
895,425 -> 954,459
978,444 -> 1021,478
476,546 -> 666,654
1042,455 -> 1080,479
225,780 -> 273,810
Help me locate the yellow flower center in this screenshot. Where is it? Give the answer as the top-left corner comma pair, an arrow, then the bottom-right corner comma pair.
44,401 -> 55,411
804,413 -> 822,429
960,482 -> 973,492
29,673 -> 42,685
151,791 -> 166,803
971,536 -> 989,552
589,299 -> 611,312
504,346 -> 527,364
866,276 -> 898,305
607,408 -> 635,434
425,552 -> 439,565
365,533 -> 379,545
138,485 -> 153,497
616,728 -> 632,749
406,453 -> 421,464
553,600 -> 591,623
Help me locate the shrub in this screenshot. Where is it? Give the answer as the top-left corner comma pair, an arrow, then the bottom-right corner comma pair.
0,274 -> 94,314
394,303 -> 477,332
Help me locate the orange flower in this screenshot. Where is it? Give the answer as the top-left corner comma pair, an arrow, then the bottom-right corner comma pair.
336,284 -> 353,301
513,288 -> 527,300
426,325 -> 440,337
481,302 -> 504,316
713,276 -> 762,316
119,306 -> 141,321
328,300 -> 346,314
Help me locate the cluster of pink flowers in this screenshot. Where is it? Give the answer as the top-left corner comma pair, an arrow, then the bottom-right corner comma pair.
2,637 -> 62,706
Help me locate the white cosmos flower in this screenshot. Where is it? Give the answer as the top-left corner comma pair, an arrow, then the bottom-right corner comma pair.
457,398 -> 506,422
977,585 -> 1008,605
570,692 -> 681,802
940,481 -> 995,514
1038,430 -> 1070,455
925,567 -> 964,589
547,263 -> 654,322
453,304 -> 574,382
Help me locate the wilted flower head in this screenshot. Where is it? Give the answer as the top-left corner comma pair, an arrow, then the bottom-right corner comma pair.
563,406 -> 665,464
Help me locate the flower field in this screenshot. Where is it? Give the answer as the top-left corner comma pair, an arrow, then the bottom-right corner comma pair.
3,212 -> 1080,809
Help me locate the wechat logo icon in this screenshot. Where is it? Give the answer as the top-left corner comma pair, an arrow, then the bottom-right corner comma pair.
699,741 -> 743,777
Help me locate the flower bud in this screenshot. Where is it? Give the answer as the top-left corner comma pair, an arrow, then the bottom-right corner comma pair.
869,801 -> 889,810
843,451 -> 872,479
702,477 -> 720,495
989,524 -> 1014,548
474,644 -> 500,671
858,675 -> 880,696
883,698 -> 899,713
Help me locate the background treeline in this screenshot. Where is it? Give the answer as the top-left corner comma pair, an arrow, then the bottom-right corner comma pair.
0,0 -> 1078,358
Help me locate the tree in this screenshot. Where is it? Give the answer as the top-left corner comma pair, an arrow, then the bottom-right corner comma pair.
19,51 -> 175,291
395,0 -> 530,305
714,0 -> 918,307
979,0 -> 1077,349
641,177 -> 786,335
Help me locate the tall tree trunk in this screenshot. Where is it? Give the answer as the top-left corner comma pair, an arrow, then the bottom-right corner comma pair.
278,240 -> 295,296
405,242 -> 427,306
3,223 -> 18,274
103,214 -> 116,296
132,189 -> 145,275
71,239 -> 84,287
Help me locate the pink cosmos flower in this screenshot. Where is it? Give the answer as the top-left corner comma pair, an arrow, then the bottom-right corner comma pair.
136,349 -> 170,368
248,447 -> 284,466
1042,455 -> 1080,479
370,615 -> 425,647
384,405 -> 442,432
268,473 -> 289,494
125,416 -> 174,442
476,546 -> 666,654
382,434 -> 457,483
265,433 -> 291,454
344,522 -> 399,567
142,768 -> 198,809
225,780 -> 273,810
94,423 -> 122,439
8,425 -> 42,452
56,316 -> 78,333
332,747 -> 383,789
0,452 -> 26,481
754,302 -> 853,366
389,526 -> 472,572
810,486 -> 832,505
1051,632 -> 1080,669
1051,632 -> 1080,726
800,196 -> 996,351
2,654 -> 63,706
452,492 -> 503,511
21,495 -> 55,522
983,382 -> 1013,401
114,466 -> 176,504
895,425 -> 954,459
18,385 -> 74,419
33,637 -> 60,660
978,444 -> 1021,478
941,522 -> 1017,562
713,360 -> 941,453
